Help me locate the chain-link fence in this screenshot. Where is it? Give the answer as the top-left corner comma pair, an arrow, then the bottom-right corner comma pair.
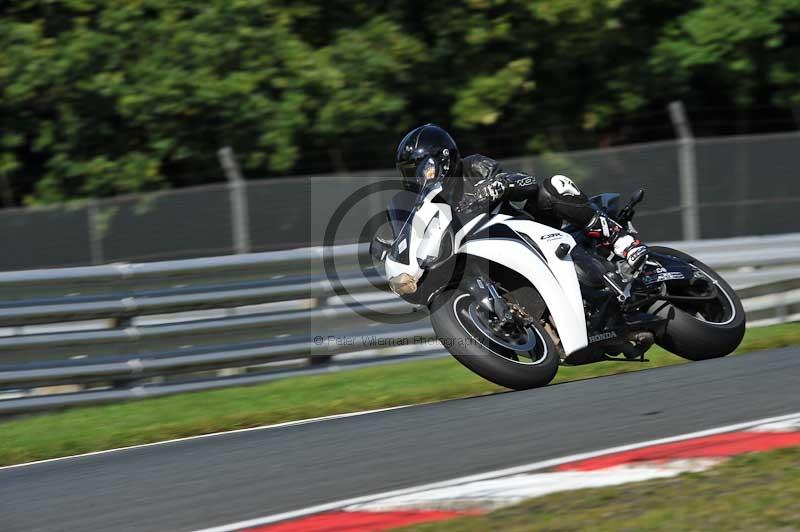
2,131 -> 799,271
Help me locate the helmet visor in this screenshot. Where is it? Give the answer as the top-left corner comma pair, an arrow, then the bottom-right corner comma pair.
397,157 -> 441,187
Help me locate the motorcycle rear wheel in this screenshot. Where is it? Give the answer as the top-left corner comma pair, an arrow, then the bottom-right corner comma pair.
649,246 -> 745,361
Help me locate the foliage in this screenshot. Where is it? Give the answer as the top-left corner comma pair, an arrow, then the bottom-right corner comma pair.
652,0 -> 800,106
1,1 -> 798,205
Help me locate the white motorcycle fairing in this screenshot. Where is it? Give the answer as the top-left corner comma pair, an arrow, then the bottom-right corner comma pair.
455,214 -> 589,355
384,184 -> 454,282
383,185 -> 588,355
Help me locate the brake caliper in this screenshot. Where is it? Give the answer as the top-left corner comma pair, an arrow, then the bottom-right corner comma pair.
507,302 -> 535,328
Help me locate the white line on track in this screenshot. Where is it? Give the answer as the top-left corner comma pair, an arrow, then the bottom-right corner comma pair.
0,405 -> 412,471
190,410 -> 800,532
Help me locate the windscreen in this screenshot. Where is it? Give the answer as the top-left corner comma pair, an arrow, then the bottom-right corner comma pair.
385,193 -> 413,237
387,183 -> 442,264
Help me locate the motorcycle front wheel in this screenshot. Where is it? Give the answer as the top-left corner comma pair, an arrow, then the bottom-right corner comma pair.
429,287 -> 560,390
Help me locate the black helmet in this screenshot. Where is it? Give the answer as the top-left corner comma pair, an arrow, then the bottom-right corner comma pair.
395,124 -> 460,186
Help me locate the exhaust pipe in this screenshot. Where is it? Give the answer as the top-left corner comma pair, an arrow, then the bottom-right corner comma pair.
618,331 -> 655,359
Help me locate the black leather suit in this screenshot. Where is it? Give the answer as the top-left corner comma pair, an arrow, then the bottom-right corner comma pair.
453,154 -> 597,229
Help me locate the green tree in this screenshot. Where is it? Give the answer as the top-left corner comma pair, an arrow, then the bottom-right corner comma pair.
0,1 -> 426,203
1,0 -> 797,207
652,0 -> 800,107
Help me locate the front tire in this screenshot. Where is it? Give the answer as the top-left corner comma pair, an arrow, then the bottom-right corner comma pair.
430,287 -> 560,390
650,246 -> 745,361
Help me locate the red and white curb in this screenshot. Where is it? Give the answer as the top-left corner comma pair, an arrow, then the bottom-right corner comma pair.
195,412 -> 800,532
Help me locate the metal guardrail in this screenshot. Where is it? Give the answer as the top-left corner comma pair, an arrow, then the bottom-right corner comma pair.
1,234 -> 799,415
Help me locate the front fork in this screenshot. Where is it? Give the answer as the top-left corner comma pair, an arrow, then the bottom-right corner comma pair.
465,276 -> 535,333
466,277 -> 512,324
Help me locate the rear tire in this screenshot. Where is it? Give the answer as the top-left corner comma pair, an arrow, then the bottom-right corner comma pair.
430,287 -> 560,390
649,246 -> 745,361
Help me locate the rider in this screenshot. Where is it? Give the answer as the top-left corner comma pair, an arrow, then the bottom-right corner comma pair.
394,123 -> 648,272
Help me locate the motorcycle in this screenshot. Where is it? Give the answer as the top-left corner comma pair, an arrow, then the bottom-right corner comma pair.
371,168 -> 746,390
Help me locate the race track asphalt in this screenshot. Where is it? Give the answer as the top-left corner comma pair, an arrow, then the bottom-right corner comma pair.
2,346 -> 799,532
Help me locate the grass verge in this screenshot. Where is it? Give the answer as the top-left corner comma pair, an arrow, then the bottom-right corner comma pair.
0,323 -> 797,466
398,445 -> 800,531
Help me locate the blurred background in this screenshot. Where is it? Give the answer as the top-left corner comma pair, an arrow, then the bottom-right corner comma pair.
0,1 -> 799,415
1,0 -> 799,269
3,6 -> 800,532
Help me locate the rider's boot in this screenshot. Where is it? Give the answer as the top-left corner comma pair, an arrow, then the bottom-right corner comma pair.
584,213 -> 648,273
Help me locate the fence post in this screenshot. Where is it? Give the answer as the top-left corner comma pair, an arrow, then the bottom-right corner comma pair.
218,147 -> 251,254
668,101 -> 701,240
87,199 -> 105,265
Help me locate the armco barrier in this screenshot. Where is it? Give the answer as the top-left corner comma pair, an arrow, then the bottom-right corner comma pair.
0,234 -> 798,415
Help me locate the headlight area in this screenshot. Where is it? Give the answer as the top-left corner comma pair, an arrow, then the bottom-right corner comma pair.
389,215 -> 448,296
388,273 -> 418,295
